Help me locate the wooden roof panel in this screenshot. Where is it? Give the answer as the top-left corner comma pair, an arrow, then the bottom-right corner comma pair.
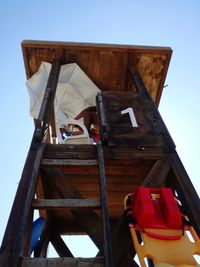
22,40 -> 172,105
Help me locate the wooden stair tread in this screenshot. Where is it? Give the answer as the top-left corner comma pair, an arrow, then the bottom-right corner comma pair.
41,159 -> 98,166
20,257 -> 105,267
32,198 -> 101,209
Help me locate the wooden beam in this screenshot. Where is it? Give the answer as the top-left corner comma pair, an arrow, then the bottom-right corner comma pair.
111,212 -> 136,267
50,233 -> 73,257
97,143 -> 113,267
0,142 -> 46,267
43,144 -> 165,160
24,212 -> 34,257
32,198 -> 101,209
43,144 -> 98,159
42,168 -> 104,252
49,108 -> 57,143
20,256 -> 105,267
38,60 -> 60,123
0,60 -> 61,267
133,72 -> 200,238
142,159 -> 170,187
30,60 -> 61,149
133,72 -> 176,154
41,159 -> 98,166
168,152 -> 200,237
35,174 -> 47,218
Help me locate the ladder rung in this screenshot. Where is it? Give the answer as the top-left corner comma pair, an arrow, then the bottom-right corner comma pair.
32,198 -> 101,209
41,158 -> 98,165
20,257 -> 105,267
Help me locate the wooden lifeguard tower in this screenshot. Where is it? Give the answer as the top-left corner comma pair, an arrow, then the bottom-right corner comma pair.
0,41 -> 200,267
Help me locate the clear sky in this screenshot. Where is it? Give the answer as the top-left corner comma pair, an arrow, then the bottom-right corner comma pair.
0,0 -> 200,257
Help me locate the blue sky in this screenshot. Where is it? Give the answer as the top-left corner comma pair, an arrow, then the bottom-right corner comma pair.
0,0 -> 200,257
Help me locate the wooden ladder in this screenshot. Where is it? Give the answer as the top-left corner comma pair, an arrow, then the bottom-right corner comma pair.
0,60 -> 113,267
19,143 -> 113,267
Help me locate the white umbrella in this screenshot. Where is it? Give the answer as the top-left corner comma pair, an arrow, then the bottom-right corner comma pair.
26,62 -> 100,142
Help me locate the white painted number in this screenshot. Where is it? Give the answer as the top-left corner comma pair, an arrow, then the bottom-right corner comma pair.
121,107 -> 138,128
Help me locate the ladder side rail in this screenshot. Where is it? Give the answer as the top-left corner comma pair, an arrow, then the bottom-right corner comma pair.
0,60 -> 61,267
133,72 -> 200,238
97,143 -> 113,267
168,151 -> 200,235
133,72 -> 176,153
31,59 -> 61,147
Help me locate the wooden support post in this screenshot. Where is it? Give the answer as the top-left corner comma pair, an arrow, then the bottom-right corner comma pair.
111,212 -> 137,267
38,59 -> 60,123
30,59 -> 60,149
133,72 -> 176,154
97,143 -> 113,267
0,143 -> 46,267
49,111 -> 57,144
133,72 -> 200,238
0,60 -> 61,267
168,151 -> 200,237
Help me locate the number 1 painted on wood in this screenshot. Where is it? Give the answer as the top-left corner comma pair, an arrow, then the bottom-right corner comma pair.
121,107 -> 138,127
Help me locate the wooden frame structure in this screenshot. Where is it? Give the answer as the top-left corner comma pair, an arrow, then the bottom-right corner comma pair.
0,41 -> 199,267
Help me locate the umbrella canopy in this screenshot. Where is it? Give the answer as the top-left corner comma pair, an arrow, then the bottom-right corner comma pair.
26,62 -> 100,142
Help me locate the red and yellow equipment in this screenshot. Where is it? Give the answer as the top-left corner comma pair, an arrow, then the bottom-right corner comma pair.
124,188 -> 200,267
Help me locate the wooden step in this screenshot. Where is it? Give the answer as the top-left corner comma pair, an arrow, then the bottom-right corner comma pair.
20,257 -> 105,267
41,159 -> 98,166
32,198 -> 101,209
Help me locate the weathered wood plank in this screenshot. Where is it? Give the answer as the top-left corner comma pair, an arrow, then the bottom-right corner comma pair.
133,72 -> 176,153
96,91 -> 166,147
37,60 -> 60,123
67,183 -> 143,195
53,164 -> 152,176
32,199 -> 101,209
43,144 -> 97,159
41,159 -> 98,166
35,174 -> 47,218
20,257 -> 105,267
43,144 -> 165,160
